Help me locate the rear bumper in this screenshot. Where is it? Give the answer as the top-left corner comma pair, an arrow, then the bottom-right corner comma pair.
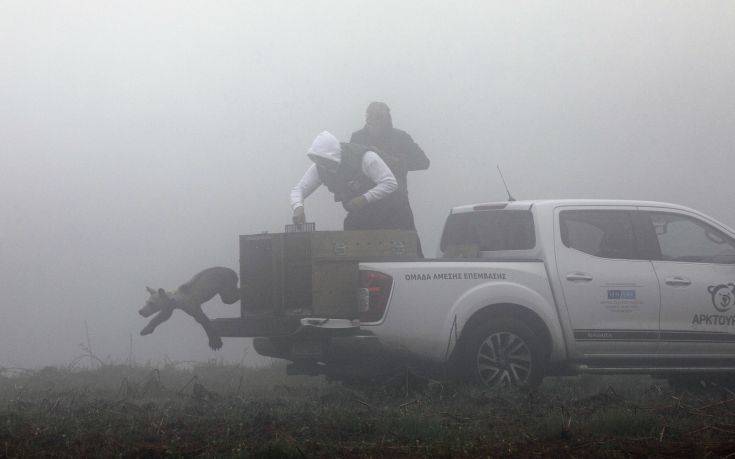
211,315 -> 300,337
299,318 -> 360,334
253,333 -> 383,361
216,314 -> 377,361
211,316 -> 359,338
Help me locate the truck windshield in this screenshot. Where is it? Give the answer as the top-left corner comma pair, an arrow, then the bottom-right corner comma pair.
440,210 -> 535,252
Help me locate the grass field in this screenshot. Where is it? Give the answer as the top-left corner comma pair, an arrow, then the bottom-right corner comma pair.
2,362 -> 735,457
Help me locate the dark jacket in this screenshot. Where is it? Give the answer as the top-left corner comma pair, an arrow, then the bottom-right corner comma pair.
316,142 -> 414,232
350,127 -> 429,196
316,143 -> 374,204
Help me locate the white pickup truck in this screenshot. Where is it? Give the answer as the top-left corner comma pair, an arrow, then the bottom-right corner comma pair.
251,199 -> 735,387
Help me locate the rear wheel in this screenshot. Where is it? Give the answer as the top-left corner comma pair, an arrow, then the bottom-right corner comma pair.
458,318 -> 546,388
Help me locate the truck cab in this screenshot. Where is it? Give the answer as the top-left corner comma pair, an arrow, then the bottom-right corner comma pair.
545,200 -> 735,363
437,200 -> 735,384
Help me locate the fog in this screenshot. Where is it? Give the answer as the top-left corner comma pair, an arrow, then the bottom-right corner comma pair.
1,1 -> 733,368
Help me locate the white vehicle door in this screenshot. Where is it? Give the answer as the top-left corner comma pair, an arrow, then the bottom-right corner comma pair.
554,207 -> 661,356
638,209 -> 735,358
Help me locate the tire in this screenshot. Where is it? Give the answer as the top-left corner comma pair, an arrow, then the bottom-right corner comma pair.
457,317 -> 546,389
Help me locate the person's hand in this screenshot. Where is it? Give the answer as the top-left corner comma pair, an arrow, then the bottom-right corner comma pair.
292,206 -> 306,225
208,335 -> 223,350
344,196 -> 368,212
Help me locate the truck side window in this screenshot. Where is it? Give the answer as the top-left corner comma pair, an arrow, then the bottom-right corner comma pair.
631,211 -> 662,260
440,210 -> 535,253
645,212 -> 735,264
559,210 -> 636,260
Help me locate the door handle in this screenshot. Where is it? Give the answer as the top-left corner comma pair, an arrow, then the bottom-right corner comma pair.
665,276 -> 692,286
566,272 -> 593,282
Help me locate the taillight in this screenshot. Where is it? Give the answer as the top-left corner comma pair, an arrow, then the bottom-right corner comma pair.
359,270 -> 393,323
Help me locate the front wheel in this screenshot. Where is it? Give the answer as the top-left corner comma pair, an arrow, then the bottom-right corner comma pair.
457,318 -> 546,389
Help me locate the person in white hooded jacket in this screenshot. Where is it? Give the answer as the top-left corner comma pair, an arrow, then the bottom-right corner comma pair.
291,131 -> 415,231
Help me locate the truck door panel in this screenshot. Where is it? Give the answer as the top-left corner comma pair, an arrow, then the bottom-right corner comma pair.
555,207 -> 661,357
640,209 -> 735,358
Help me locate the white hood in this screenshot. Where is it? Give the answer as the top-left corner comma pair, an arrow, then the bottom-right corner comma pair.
307,131 -> 341,165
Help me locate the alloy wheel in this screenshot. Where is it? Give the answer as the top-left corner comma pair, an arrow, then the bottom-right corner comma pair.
476,331 -> 532,387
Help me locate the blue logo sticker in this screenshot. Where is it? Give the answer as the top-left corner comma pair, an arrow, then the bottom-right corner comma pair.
607,290 -> 636,300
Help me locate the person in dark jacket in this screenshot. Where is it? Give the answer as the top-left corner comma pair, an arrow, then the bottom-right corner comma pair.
291,131 -> 415,231
350,102 -> 429,252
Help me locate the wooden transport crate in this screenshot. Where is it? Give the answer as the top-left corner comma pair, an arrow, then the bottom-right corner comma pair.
240,230 -> 418,318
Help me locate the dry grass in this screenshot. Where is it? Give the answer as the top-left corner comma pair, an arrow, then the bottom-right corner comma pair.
2,363 -> 735,457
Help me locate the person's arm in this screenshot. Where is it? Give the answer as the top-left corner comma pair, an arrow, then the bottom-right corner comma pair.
360,151 -> 398,203
401,132 -> 430,171
290,164 -> 322,210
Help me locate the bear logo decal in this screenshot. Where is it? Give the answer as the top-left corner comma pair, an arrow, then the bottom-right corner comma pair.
708,283 -> 735,313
